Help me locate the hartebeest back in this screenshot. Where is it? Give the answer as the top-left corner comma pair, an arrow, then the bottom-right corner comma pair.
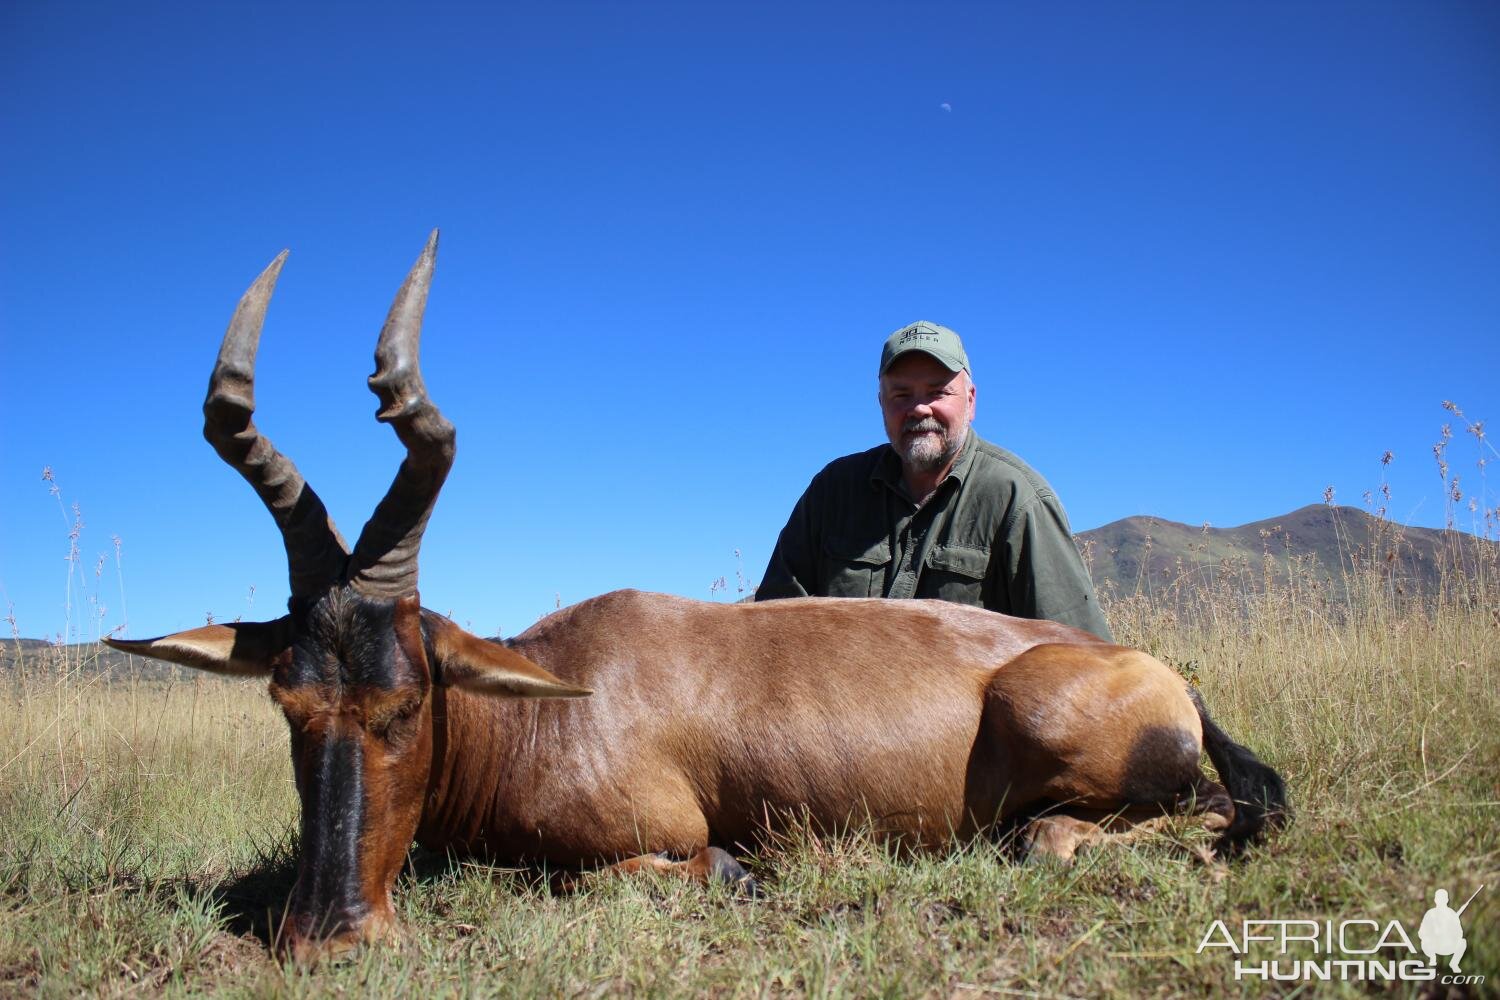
107,233 -> 1287,962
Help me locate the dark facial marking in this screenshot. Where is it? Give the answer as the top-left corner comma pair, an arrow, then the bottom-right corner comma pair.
291,729 -> 367,934
279,589 -> 428,693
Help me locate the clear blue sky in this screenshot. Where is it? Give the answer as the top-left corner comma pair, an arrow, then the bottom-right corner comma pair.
3,2 -> 1497,642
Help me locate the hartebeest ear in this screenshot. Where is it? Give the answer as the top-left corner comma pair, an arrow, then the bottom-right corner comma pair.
102,618 -> 293,676
427,616 -> 592,699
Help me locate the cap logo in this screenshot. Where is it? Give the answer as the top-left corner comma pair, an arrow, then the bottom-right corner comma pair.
880,322 -> 967,375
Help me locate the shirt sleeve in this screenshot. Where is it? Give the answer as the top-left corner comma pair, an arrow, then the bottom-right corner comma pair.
1000,495 -> 1114,641
756,479 -> 819,601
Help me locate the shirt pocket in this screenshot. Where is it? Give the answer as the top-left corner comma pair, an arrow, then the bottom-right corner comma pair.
820,535 -> 892,598
924,543 -> 990,606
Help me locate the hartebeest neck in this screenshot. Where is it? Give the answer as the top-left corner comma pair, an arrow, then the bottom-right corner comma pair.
416,680 -> 549,857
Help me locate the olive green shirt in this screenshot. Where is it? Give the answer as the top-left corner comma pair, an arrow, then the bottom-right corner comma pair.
756,431 -> 1114,641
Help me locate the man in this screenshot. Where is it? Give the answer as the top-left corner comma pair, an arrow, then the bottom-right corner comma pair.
1418,888 -> 1468,972
756,320 -> 1113,642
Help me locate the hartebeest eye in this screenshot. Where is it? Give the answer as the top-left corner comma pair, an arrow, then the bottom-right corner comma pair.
277,703 -> 316,734
367,696 -> 423,744
269,683 -> 327,733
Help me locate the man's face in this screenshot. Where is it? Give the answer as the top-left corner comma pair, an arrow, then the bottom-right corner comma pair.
878,352 -> 976,473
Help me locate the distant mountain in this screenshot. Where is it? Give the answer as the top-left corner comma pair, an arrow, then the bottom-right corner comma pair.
1076,504 -> 1496,602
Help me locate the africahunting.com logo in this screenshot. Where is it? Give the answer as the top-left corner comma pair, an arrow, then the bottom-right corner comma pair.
1197,884 -> 1485,986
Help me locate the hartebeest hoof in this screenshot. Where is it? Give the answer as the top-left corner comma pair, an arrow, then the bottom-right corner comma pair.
698,846 -> 761,898
592,847 -> 760,897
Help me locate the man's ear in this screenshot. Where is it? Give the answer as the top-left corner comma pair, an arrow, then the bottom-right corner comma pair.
102,617 -> 293,676
427,615 -> 591,699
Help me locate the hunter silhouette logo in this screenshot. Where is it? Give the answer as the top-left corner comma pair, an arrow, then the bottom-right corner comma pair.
1419,885 -> 1482,972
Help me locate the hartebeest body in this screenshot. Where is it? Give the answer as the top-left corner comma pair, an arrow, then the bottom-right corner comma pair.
107,233 -> 1287,961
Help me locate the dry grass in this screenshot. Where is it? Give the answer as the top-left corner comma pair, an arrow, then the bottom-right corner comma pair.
3,456 -> 1497,996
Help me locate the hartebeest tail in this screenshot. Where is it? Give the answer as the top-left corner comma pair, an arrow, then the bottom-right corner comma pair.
1191,688 -> 1289,853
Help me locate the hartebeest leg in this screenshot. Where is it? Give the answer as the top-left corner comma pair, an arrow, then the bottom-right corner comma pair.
1021,813 -> 1109,861
1021,808 -> 1199,862
596,847 -> 759,895
980,644 -> 1283,859
1021,778 -> 1238,863
981,643 -> 1228,862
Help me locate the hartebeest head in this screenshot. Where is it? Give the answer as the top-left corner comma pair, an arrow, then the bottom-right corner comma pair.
105,232 -> 589,961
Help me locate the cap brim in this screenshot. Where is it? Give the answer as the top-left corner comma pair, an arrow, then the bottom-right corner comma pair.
880,347 -> 967,375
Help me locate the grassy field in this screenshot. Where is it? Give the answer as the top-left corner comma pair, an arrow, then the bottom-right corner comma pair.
2,510 -> 1497,997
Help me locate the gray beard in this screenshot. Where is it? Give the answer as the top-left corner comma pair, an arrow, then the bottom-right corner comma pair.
895,420 -> 967,472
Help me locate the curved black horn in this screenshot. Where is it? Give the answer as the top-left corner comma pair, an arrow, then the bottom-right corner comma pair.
204,251 -> 350,596
348,230 -> 456,598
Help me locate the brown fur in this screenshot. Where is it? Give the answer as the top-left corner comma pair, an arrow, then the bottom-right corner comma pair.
411,593 -> 1211,864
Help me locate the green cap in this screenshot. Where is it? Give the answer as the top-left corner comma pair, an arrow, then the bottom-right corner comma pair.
879,321 -> 969,375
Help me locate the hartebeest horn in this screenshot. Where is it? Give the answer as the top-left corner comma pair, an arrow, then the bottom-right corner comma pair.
348,230 -> 456,599
203,251 -> 351,596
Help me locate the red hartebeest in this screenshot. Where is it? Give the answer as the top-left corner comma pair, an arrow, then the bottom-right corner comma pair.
106,233 -> 1287,962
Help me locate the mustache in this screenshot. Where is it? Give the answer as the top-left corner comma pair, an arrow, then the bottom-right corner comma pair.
902,419 -> 945,435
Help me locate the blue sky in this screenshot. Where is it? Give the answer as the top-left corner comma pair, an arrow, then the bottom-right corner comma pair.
3,2 -> 1497,642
